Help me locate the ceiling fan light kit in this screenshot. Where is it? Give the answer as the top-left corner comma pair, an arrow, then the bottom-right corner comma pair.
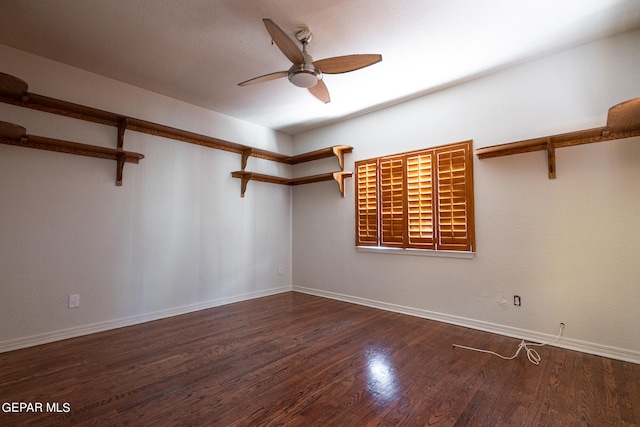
288,64 -> 321,88
238,18 -> 382,103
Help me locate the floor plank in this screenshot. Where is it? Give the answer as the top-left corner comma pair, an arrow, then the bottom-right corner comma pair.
0,292 -> 638,426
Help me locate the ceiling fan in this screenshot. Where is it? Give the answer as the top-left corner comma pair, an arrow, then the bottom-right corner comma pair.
238,19 -> 382,103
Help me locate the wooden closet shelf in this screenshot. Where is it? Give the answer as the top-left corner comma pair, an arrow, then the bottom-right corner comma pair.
475,98 -> 640,178
0,72 -> 351,169
0,121 -> 144,186
231,171 -> 352,198
287,145 -> 353,168
1,72 -> 354,195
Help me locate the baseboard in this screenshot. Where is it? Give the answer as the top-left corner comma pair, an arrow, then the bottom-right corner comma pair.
293,286 -> 640,365
0,286 -> 291,353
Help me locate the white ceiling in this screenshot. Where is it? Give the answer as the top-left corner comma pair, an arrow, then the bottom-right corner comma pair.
2,0 -> 640,135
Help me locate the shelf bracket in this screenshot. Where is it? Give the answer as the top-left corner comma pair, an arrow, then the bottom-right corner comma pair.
546,138 -> 556,179
116,151 -> 126,186
116,118 -> 129,185
241,148 -> 253,171
333,171 -> 352,197
239,174 -> 250,198
117,117 -> 128,150
332,145 -> 351,170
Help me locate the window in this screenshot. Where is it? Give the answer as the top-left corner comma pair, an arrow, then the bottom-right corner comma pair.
355,140 -> 475,252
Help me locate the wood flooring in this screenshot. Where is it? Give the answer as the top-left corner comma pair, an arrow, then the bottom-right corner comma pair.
1,292 -> 639,426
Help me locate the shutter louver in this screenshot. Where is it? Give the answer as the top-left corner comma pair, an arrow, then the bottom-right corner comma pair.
355,160 -> 379,246
380,156 -> 405,247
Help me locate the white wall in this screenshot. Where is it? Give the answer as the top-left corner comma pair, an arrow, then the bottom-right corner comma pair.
291,29 -> 640,363
0,46 -> 293,350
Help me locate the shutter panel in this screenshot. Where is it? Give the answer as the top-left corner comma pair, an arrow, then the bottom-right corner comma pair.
406,152 -> 435,249
355,159 -> 379,246
379,156 -> 405,247
436,141 -> 474,251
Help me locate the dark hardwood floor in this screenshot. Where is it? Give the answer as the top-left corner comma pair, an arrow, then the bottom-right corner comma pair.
1,292 -> 639,426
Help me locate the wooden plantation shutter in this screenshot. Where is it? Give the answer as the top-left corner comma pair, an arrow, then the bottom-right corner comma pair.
355,159 -> 379,246
436,142 -> 474,251
355,140 -> 474,252
406,151 -> 435,249
379,156 -> 405,247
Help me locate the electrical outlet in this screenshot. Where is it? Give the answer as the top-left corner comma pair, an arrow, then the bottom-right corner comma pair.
514,295 -> 521,307
68,294 -> 80,308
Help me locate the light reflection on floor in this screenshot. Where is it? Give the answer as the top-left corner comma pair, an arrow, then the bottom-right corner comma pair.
366,348 -> 400,401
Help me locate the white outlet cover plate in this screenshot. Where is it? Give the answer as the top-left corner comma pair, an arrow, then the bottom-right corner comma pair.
68,294 -> 80,308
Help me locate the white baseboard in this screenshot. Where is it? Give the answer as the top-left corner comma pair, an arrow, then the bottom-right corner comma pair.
293,286 -> 640,365
0,286 -> 291,353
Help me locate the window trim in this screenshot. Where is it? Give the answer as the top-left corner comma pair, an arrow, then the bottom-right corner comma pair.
355,140 -> 475,253
356,246 -> 475,258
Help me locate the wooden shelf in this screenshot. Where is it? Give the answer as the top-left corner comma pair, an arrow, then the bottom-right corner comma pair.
0,72 -> 353,194
475,98 -> 640,178
287,145 -> 353,168
0,72 -> 351,169
0,121 -> 144,186
231,171 -> 352,197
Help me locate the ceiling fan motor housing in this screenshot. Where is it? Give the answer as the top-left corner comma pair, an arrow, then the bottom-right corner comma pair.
288,63 -> 322,88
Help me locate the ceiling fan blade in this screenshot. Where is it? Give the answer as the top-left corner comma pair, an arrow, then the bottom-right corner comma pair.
308,80 -> 330,104
238,71 -> 288,86
263,18 -> 304,64
314,54 -> 382,74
